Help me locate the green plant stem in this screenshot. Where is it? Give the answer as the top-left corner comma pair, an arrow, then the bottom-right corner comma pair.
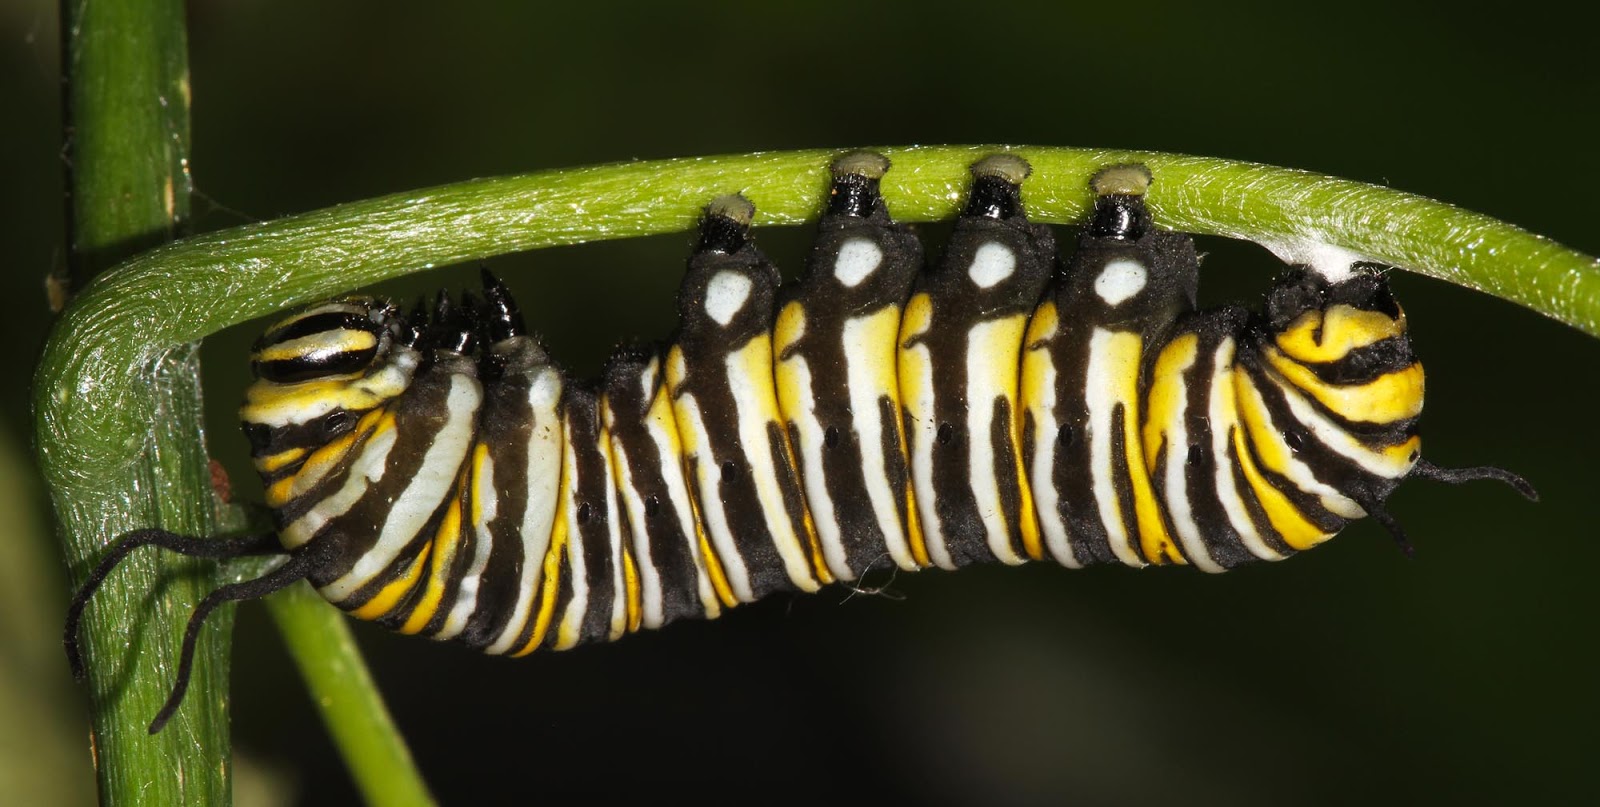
62,0 -> 191,283
56,0 -> 230,804
55,1 -> 430,805
37,146 -> 1600,805
263,582 -> 434,807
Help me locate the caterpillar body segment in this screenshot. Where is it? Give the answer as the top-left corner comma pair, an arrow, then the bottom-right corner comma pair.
462,326 -> 566,653
65,152 -> 1533,733
774,150 -> 925,581
601,349 -> 726,629
669,194 -> 827,603
1032,175 -> 1199,570
899,153 -> 1055,571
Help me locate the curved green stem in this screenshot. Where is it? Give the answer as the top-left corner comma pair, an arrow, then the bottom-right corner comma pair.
37,145 -> 1599,804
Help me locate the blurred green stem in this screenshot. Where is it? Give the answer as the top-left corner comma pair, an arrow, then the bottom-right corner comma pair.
37,146 -> 1599,804
264,581 -> 433,807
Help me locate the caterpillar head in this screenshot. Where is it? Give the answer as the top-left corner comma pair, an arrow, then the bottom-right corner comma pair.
239,299 -> 418,473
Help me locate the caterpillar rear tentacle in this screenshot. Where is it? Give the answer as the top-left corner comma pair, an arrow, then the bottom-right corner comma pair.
65,151 -> 1534,732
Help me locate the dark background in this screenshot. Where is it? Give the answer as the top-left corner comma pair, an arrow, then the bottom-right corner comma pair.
3,2 -> 1597,805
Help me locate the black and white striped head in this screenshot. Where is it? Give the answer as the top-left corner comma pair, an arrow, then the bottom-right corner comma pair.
241,298 -> 416,463
249,299 -> 401,384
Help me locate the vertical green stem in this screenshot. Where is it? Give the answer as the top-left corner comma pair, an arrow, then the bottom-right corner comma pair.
58,0 -> 227,803
63,0 -> 192,284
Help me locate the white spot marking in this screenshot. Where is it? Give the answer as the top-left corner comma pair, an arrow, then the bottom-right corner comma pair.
833,238 -> 883,287
1094,259 -> 1148,306
967,242 -> 1016,289
704,271 -> 753,326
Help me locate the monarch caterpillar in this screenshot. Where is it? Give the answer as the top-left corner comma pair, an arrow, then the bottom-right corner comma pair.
65,151 -> 1532,733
